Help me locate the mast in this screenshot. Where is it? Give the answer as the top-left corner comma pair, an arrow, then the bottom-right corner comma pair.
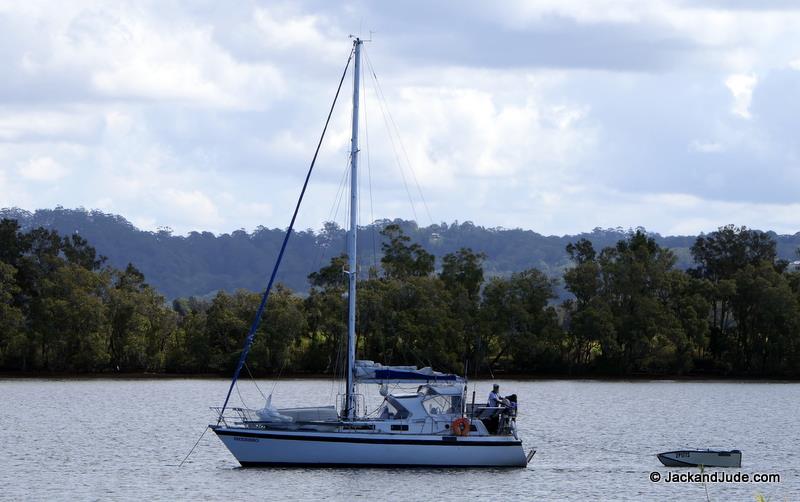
345,37 -> 362,420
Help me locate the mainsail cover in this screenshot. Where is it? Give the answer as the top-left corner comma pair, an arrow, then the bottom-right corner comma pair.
354,360 -> 464,383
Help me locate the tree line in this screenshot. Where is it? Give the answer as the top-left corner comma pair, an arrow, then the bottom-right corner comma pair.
1,218 -> 799,377
17,206 -> 800,300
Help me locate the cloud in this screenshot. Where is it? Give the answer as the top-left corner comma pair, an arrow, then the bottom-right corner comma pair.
0,109 -> 101,142
750,68 -> 800,146
725,73 -> 758,118
377,10 -> 698,72
377,84 -> 593,184
0,3 -> 285,109
160,188 -> 223,228
514,188 -> 800,236
17,156 -> 69,182
1,0 -> 800,237
252,7 -> 340,56
690,140 -> 724,153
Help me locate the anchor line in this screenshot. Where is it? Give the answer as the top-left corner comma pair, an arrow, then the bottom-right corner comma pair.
178,426 -> 210,468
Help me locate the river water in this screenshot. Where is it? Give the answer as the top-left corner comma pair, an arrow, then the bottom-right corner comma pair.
1,378 -> 797,501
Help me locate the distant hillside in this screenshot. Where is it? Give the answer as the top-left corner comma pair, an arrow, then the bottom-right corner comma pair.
3,207 -> 800,300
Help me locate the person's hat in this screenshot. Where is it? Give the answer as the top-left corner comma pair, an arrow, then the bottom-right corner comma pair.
493,383 -> 499,390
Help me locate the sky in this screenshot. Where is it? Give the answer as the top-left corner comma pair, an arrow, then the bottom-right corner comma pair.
1,0 -> 799,236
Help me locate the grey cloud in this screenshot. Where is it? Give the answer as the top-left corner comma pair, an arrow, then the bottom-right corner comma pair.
265,0 -> 702,72
386,17 -> 696,72
0,16 -> 90,105
677,0 -> 800,10
751,69 -> 800,148
3,0 -> 800,236
558,70 -> 800,205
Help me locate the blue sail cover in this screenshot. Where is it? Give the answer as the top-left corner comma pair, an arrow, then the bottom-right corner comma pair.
354,361 -> 464,384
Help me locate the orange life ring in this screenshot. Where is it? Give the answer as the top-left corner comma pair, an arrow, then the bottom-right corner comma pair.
451,417 -> 470,436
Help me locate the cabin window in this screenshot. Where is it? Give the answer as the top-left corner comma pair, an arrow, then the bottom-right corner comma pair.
383,401 -> 410,419
423,395 -> 456,416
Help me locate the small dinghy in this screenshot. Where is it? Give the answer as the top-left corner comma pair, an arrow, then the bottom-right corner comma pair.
657,449 -> 742,468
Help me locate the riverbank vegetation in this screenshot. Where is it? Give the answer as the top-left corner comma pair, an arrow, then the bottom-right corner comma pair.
1,218 -> 799,377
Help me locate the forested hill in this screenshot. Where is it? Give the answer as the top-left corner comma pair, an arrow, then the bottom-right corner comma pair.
4,207 -> 800,300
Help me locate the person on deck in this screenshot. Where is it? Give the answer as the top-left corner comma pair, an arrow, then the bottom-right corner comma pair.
488,383 -> 503,407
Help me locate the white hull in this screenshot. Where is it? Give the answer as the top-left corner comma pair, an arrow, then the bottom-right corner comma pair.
657,450 -> 742,468
213,426 -> 528,467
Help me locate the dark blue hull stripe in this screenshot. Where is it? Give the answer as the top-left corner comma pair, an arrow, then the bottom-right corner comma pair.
239,461 -> 522,468
214,428 -> 522,447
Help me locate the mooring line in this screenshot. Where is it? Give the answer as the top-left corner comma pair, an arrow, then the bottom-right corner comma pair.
543,437 -> 653,457
179,425 -> 210,468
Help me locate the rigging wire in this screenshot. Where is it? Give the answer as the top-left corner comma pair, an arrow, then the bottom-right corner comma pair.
361,56 -> 379,272
309,156 -> 351,405
216,44 -> 355,423
329,298 -> 349,407
362,51 -> 418,223
363,47 -> 435,226
313,153 -> 352,275
313,50 -> 359,277
244,362 -> 268,401
325,165 -> 352,404
304,45 -> 371,298
235,381 -> 249,409
313,152 -> 352,276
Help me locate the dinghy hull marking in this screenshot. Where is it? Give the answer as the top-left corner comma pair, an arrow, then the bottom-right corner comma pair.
657,450 -> 742,468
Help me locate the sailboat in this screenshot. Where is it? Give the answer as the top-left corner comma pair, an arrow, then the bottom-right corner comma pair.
209,38 -> 530,467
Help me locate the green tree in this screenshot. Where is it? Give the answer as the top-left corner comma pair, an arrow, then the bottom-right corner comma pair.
358,276 -> 463,372
729,262 -> 800,374
439,248 -> 486,373
597,231 -> 691,373
0,219 -> 25,266
691,225 -> 778,281
0,262 -> 27,369
33,263 -> 110,371
690,225 -> 795,373
308,253 -> 349,289
564,232 -> 707,374
249,285 -> 308,373
480,269 -> 563,373
303,254 -> 349,373
63,234 -> 105,270
166,297 -> 210,372
562,239 -> 615,370
440,248 -> 486,300
204,290 -> 256,372
380,224 -> 435,279
107,263 -> 176,371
